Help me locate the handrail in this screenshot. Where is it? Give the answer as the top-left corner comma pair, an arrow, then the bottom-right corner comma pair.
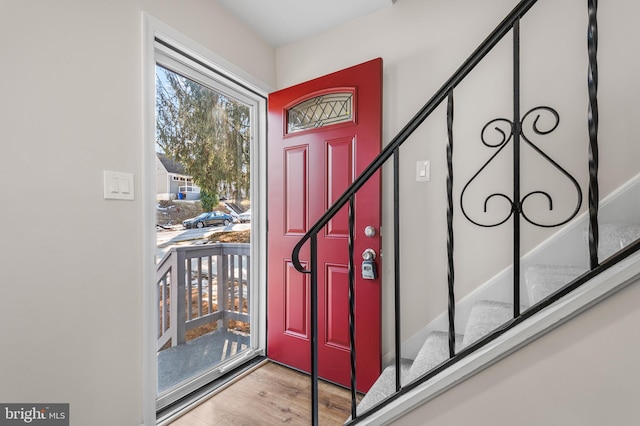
292,0 -> 539,272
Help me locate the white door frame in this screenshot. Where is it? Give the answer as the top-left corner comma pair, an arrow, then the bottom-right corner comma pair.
142,13 -> 269,424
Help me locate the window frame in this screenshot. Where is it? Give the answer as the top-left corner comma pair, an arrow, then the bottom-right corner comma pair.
143,14 -> 269,422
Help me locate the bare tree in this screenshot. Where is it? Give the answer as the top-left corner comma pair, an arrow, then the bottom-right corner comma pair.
156,65 -> 250,206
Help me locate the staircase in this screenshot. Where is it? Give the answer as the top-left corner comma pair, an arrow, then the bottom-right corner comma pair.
353,170 -> 640,422
287,0 -> 640,424
357,212 -> 640,416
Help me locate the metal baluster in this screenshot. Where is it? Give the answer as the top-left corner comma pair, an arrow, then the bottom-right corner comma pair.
588,0 -> 599,269
310,234 -> 319,426
348,196 -> 357,419
512,19 -> 522,317
446,91 -> 456,356
393,147 -> 402,392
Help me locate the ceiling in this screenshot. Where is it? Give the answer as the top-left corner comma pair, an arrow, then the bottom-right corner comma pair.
217,0 -> 396,47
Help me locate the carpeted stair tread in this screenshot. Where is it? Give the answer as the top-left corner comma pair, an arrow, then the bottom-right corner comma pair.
357,358 -> 412,415
406,331 -> 463,383
525,264 -> 588,304
462,300 -> 518,347
597,223 -> 640,260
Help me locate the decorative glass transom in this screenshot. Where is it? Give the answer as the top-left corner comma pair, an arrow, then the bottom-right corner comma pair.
287,92 -> 353,133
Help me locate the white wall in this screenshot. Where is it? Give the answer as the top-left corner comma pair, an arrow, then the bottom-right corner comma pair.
0,1 -> 274,425
276,0 -> 640,359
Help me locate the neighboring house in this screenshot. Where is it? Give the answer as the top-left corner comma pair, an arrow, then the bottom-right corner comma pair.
156,152 -> 200,200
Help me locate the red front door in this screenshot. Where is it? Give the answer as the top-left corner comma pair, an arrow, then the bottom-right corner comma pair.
267,58 -> 382,392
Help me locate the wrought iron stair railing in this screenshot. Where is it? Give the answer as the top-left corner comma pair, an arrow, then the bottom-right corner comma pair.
290,0 -> 639,424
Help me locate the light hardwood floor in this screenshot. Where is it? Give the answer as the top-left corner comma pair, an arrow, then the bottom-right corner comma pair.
168,361 -> 361,425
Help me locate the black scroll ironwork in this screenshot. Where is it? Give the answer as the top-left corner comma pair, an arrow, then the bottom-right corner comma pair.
460,106 -> 582,229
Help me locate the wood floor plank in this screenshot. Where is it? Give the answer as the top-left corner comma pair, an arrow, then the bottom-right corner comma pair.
169,362 -> 360,425
168,411 -> 212,426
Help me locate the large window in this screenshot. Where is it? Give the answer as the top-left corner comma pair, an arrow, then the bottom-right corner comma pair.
153,40 -> 265,411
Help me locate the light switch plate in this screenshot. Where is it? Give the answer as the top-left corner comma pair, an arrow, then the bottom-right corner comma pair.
104,171 -> 134,200
416,160 -> 430,182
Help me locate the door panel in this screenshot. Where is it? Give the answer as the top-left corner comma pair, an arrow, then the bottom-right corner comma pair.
284,146 -> 308,234
285,260 -> 308,338
325,264 -> 350,349
326,137 -> 355,236
268,58 -> 382,392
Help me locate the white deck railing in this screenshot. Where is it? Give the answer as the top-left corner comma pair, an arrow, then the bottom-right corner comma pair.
156,243 -> 250,351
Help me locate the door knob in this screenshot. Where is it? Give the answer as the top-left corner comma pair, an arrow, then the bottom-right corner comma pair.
364,226 -> 376,237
